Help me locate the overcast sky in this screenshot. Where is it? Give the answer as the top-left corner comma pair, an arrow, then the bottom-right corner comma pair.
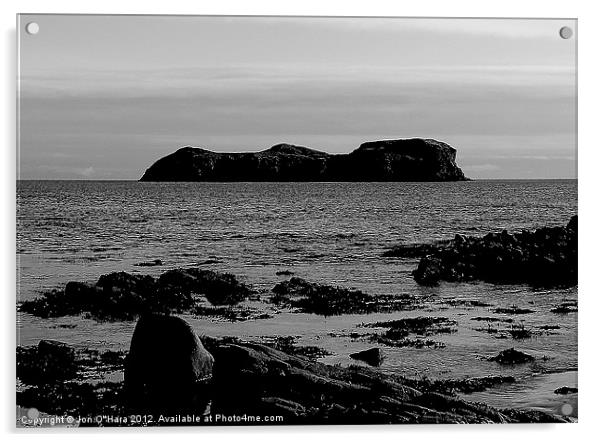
18,15 -> 576,179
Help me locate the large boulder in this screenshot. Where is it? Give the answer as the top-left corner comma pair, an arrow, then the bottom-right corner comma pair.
124,314 -> 214,416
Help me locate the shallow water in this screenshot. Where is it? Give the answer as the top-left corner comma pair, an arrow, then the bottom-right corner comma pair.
460,370 -> 578,418
16,180 -> 578,416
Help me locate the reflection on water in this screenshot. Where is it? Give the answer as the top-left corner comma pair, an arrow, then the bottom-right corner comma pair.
16,180 -> 578,416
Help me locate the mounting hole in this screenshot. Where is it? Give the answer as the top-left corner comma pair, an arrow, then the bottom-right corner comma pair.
559,26 -> 573,39
561,403 -> 573,416
26,22 -> 39,35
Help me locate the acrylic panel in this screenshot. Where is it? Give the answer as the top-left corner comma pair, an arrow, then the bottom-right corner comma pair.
16,14 -> 577,427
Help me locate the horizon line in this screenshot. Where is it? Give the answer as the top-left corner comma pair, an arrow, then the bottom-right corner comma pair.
16,178 -> 578,182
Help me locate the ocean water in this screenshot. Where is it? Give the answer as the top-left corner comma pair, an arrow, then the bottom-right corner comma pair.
16,180 -> 578,416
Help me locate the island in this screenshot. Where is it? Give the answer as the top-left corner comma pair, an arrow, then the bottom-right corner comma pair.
139,138 -> 468,182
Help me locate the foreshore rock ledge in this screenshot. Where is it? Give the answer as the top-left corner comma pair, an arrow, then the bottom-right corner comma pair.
385,215 -> 577,287
17,316 -> 570,425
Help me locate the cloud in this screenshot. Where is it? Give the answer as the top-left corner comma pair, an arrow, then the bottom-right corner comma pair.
17,16 -> 575,180
79,166 -> 95,177
462,164 -> 501,172
215,16 -> 575,40
20,64 -> 575,99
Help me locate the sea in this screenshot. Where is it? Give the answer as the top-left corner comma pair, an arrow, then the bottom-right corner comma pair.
16,179 -> 578,418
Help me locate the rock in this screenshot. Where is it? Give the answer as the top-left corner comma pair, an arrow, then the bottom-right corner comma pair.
260,336 -> 332,360
271,277 -> 372,315
97,272 -> 155,292
270,277 -> 416,316
365,317 -> 457,336
471,316 -> 513,323
567,215 -> 577,232
134,259 -> 163,267
271,277 -> 315,301
139,139 -> 468,182
441,298 -> 491,308
20,273 -> 158,320
350,348 -> 385,367
17,340 -> 78,385
158,268 -> 252,306
64,281 -> 97,300
497,408 -> 569,423
17,336 -> 569,425
93,272 -> 156,317
538,325 -> 560,330
550,301 -> 578,314
554,386 -> 578,395
413,257 -> 443,285
415,375 -> 516,395
38,339 -> 75,361
406,216 -> 577,287
493,306 -> 535,315
19,267 -> 253,320
363,317 -> 457,349
17,341 -> 126,388
19,283 -> 97,318
192,305 -> 273,322
206,342 -> 567,424
276,270 -> 294,276
383,241 -> 451,258
17,381 -> 124,423
454,234 -> 467,244
489,348 -> 535,365
124,314 -> 214,415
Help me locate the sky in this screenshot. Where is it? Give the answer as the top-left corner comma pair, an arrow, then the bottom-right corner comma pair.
18,15 -> 577,179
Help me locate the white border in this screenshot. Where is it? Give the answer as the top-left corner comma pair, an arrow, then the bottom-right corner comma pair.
2,1 -> 601,440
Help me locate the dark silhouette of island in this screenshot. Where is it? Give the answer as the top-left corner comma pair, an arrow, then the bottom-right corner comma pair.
139,138 -> 468,182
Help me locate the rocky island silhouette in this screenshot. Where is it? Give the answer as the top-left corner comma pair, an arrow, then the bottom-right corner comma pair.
140,138 -> 468,182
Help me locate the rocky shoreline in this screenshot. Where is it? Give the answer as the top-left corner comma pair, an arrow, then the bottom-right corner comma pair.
19,270 -> 422,321
19,216 -> 577,322
17,217 -> 578,425
385,216 -> 577,287
19,268 -> 256,321
17,316 -> 570,426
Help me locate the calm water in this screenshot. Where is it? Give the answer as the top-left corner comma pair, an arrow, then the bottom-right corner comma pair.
16,180 -> 578,416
